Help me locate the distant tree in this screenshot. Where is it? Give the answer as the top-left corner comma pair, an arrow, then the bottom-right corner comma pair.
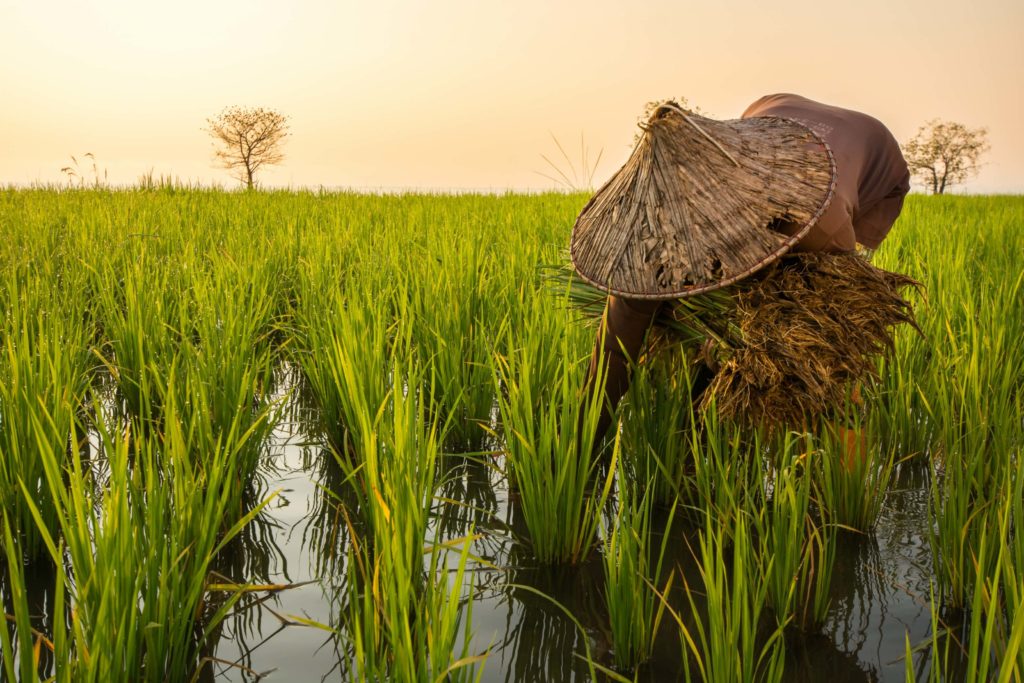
902,120 -> 989,194
205,106 -> 290,189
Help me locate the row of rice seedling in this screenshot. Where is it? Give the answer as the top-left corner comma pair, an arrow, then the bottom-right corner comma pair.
618,348 -> 699,508
672,507 -> 788,682
878,201 -> 1023,675
334,360 -> 484,681
807,412 -> 899,534
600,466 -> 677,673
0,189 -> 306,679
757,433 -> 838,634
589,198 -> 1020,680
401,249 -> 502,451
88,251 -> 190,427
5,367 -> 276,681
870,197 -> 1024,679
491,292 -> 615,566
0,273 -> 94,560
918,467 -> 1024,681
290,277 -> 396,456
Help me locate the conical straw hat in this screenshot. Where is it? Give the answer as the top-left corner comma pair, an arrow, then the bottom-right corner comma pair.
570,103 -> 837,299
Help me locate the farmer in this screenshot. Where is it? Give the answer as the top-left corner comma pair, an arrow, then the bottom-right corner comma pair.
575,94 -> 911,454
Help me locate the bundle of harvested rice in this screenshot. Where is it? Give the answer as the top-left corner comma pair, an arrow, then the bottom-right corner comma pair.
550,251 -> 921,426
699,252 -> 920,425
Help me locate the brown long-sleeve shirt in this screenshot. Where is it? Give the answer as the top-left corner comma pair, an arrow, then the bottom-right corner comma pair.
742,94 -> 910,251
588,94 -> 910,435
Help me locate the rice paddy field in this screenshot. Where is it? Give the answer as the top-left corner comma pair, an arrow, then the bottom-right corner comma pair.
0,188 -> 1021,682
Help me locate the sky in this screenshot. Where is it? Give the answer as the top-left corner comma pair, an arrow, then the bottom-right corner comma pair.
1,0 -> 1021,193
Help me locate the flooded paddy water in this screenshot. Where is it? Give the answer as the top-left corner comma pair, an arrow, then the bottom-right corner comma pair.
186,374 -> 955,682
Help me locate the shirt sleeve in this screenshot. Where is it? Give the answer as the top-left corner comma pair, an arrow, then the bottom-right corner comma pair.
853,172 -> 911,249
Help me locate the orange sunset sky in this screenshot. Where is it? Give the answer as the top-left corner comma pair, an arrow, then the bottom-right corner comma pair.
1,0 -> 1021,193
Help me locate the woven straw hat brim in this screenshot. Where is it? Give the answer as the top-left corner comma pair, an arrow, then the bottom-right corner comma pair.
570,104 -> 838,300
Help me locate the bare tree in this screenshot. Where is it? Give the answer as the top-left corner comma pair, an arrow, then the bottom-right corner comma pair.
902,120 -> 989,195
205,106 -> 290,189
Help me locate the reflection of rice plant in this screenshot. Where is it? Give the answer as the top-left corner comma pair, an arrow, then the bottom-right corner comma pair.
434,454 -> 500,542
300,447 -> 358,577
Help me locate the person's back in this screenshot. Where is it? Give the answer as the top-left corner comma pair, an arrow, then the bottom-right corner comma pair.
742,93 -> 910,252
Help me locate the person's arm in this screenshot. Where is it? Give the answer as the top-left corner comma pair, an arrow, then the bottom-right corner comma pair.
853,194 -> 909,250
585,295 -> 661,444
853,173 -> 911,250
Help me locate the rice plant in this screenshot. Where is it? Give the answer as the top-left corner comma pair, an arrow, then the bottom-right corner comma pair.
0,275 -> 92,559
808,411 -> 898,533
664,509 -> 787,683
687,401 -> 765,534
22,367 -> 275,682
291,280 -> 398,456
178,256 -> 281,483
0,514 -> 52,681
600,467 -> 676,671
0,188 -> 1021,681
335,359 -> 485,681
89,252 -> 189,429
491,295 -> 615,565
619,347 -> 699,507
756,433 -> 837,633
400,244 -> 502,450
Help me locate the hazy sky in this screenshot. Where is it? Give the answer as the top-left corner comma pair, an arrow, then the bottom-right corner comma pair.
2,0 -> 1021,192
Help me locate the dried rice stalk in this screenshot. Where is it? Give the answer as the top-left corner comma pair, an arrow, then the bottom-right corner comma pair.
703,252 -> 921,426
552,252 -> 921,426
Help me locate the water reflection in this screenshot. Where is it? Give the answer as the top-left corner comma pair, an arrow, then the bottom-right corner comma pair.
434,452 -> 500,544
297,447 -> 355,579
198,387 -> 342,682
188,375 -> 950,682
823,460 -> 937,681
782,634 -> 878,681
0,556 -> 60,680
492,563 -> 609,682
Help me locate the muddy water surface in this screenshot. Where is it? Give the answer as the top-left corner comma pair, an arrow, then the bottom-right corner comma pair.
195,404 -> 954,683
